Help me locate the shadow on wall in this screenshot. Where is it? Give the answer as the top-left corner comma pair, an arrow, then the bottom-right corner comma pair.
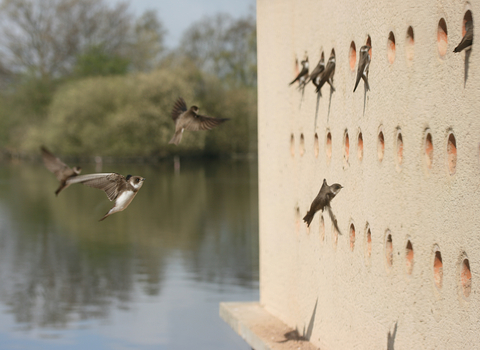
465,49 -> 471,87
278,298 -> 318,343
387,322 -> 398,350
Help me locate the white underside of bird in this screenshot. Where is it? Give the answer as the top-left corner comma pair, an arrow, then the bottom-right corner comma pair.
107,190 -> 136,215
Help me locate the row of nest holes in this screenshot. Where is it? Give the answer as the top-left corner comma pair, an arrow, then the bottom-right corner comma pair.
295,208 -> 472,298
290,128 -> 457,174
346,11 -> 471,67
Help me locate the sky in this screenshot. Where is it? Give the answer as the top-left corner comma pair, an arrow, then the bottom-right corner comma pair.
106,0 -> 256,49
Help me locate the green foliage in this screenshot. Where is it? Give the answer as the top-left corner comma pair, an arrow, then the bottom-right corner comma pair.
179,12 -> 257,88
27,68 -> 198,157
0,73 -> 59,150
24,63 -> 256,157
196,76 -> 257,155
74,45 -> 130,77
0,1 -> 257,158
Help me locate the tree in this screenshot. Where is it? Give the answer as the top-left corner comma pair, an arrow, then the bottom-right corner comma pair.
0,0 -> 166,79
0,0 -> 167,151
128,10 -> 166,72
179,12 -> 257,88
74,44 -> 130,77
0,0 -> 133,79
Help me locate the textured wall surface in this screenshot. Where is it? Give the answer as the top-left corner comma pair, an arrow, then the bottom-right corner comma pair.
257,0 -> 479,349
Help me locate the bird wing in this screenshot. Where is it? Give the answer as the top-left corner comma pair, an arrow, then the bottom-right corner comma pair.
319,60 -> 334,87
353,54 -> 367,92
289,66 -> 309,85
41,146 -> 71,181
66,173 -> 126,201
171,97 -> 188,121
353,65 -> 363,92
183,113 -> 229,131
310,62 -> 325,79
363,56 -> 370,76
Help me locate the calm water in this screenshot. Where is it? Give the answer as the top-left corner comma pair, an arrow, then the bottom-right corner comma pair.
0,159 -> 259,350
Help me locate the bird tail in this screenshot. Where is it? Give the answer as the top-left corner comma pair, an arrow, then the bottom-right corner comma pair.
364,76 -> 370,91
169,132 -> 182,145
303,211 -> 314,227
353,74 -> 362,92
99,209 -> 113,221
55,182 -> 68,196
453,39 -> 471,53
329,79 -> 336,91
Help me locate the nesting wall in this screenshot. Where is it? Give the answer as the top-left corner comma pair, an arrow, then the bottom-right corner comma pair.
257,0 -> 480,348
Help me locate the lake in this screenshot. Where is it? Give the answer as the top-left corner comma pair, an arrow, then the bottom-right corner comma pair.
0,158 -> 259,349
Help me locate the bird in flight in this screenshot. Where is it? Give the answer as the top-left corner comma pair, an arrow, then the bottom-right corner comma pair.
41,146 -> 81,196
66,173 -> 145,221
169,97 -> 229,145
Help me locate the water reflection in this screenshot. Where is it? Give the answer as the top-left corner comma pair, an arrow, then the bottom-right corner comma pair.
0,159 -> 258,349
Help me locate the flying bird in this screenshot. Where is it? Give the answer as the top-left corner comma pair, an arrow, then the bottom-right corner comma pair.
454,20 -> 473,53
353,45 -> 371,92
315,53 -> 336,95
41,146 -> 81,196
169,97 -> 229,145
289,57 -> 309,86
307,53 -> 325,90
66,173 -> 145,221
303,179 -> 343,233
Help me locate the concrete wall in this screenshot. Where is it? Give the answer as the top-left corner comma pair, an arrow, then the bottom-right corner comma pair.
257,0 -> 480,348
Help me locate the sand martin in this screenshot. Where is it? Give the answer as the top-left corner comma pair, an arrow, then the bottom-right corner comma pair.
315,53 -> 336,94
289,57 -> 309,86
308,53 -> 325,90
169,97 -> 229,145
354,45 -> 371,92
303,179 -> 342,232
454,20 -> 473,53
66,173 -> 145,221
41,146 -> 81,196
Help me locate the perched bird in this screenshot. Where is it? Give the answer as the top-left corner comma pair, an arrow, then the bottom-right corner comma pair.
303,179 -> 343,232
66,173 -> 145,221
315,53 -> 336,94
41,146 -> 81,196
169,97 -> 229,145
454,20 -> 473,53
289,57 -> 309,86
297,73 -> 309,90
353,45 -> 371,92
307,53 -> 325,90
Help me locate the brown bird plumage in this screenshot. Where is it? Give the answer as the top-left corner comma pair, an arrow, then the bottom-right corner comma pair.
303,179 -> 343,232
169,97 -> 229,145
41,146 -> 81,196
353,45 -> 371,92
66,173 -> 145,221
315,54 -> 336,95
454,20 -> 473,53
289,57 -> 309,86
308,53 -> 325,90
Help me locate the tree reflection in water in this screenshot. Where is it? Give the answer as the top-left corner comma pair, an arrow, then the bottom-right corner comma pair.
0,159 -> 258,349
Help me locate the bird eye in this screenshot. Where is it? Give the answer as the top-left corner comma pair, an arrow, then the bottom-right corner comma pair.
136,178 -> 139,183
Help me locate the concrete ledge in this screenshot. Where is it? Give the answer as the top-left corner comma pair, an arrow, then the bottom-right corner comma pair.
220,302 -> 318,350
